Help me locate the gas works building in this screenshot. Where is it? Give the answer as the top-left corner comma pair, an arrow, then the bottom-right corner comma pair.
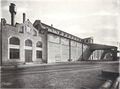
0,3 -> 118,66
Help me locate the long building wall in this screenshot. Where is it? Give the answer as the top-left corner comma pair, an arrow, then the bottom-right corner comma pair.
48,33 -> 68,63
47,33 -> 89,63
1,18 -> 117,66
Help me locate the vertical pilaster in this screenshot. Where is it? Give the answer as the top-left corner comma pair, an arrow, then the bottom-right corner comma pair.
68,39 -> 71,61
82,43 -> 83,61
20,38 -> 25,62
32,42 -> 36,62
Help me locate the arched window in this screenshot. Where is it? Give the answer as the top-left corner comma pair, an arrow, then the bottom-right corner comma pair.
36,41 -> 42,48
36,41 -> 42,59
25,39 -> 32,46
9,37 -> 20,59
10,37 -> 20,45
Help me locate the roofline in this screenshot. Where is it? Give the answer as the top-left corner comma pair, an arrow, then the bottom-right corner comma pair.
41,22 -> 83,40
89,43 -> 117,48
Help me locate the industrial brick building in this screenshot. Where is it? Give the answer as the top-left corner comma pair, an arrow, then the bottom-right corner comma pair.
0,3 -> 118,66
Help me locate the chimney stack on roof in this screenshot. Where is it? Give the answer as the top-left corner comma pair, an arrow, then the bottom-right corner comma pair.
9,3 -> 16,26
51,24 -> 53,27
23,13 -> 26,23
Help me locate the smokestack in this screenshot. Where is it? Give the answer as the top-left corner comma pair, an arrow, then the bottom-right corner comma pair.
9,3 -> 16,26
51,24 -> 53,27
23,13 -> 26,23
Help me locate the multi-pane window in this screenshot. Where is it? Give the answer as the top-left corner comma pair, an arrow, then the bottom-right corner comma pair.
36,41 -> 42,59
10,48 -> 19,59
36,51 -> 42,58
9,37 -> 20,59
10,37 -> 20,45
25,39 -> 32,46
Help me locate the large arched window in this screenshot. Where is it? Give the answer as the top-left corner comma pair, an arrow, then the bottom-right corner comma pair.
9,37 -> 20,59
10,37 -> 20,45
25,39 -> 32,46
36,41 -> 42,48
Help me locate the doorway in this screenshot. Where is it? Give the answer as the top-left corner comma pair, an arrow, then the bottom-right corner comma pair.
25,50 -> 32,62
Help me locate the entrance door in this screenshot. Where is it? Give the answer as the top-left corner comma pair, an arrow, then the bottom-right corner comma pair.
25,50 -> 32,62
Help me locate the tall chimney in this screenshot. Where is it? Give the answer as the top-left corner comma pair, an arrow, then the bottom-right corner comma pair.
9,3 -> 16,26
23,13 -> 26,23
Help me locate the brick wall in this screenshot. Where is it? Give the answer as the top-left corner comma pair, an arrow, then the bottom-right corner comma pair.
2,20 -> 47,65
47,33 -> 85,63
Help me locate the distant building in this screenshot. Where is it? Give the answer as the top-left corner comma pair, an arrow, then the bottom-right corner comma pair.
82,37 -> 93,43
0,3 -> 118,66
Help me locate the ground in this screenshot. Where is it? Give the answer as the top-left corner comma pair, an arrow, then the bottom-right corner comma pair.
1,61 -> 119,89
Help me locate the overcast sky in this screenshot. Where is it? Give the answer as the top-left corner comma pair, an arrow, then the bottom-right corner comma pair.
1,0 -> 120,47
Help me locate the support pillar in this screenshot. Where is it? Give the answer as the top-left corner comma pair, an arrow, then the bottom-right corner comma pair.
68,39 -> 71,61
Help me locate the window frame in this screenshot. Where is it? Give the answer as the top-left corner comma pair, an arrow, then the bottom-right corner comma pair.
36,50 -> 42,58
10,48 -> 20,59
9,37 -> 20,45
8,36 -> 20,59
25,39 -> 32,47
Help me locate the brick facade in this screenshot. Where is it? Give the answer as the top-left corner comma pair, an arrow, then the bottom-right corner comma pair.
0,18 -> 118,66
1,19 -> 47,65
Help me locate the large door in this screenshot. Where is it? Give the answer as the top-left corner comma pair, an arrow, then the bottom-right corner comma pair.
25,50 -> 32,62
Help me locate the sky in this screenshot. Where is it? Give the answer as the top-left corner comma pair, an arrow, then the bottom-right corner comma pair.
0,0 -> 120,48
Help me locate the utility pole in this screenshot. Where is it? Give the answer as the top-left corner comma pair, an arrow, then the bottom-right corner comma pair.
0,19 -> 2,66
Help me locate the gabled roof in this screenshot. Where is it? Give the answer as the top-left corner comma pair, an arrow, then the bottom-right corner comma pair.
33,20 -> 83,43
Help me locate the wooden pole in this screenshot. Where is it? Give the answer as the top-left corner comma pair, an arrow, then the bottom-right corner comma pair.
0,19 -> 2,66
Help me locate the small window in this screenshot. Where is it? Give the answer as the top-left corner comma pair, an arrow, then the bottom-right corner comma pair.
36,41 -> 42,48
25,39 -> 32,46
36,51 -> 42,58
33,30 -> 37,36
19,26 -> 24,33
10,37 -> 20,45
10,48 -> 20,59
